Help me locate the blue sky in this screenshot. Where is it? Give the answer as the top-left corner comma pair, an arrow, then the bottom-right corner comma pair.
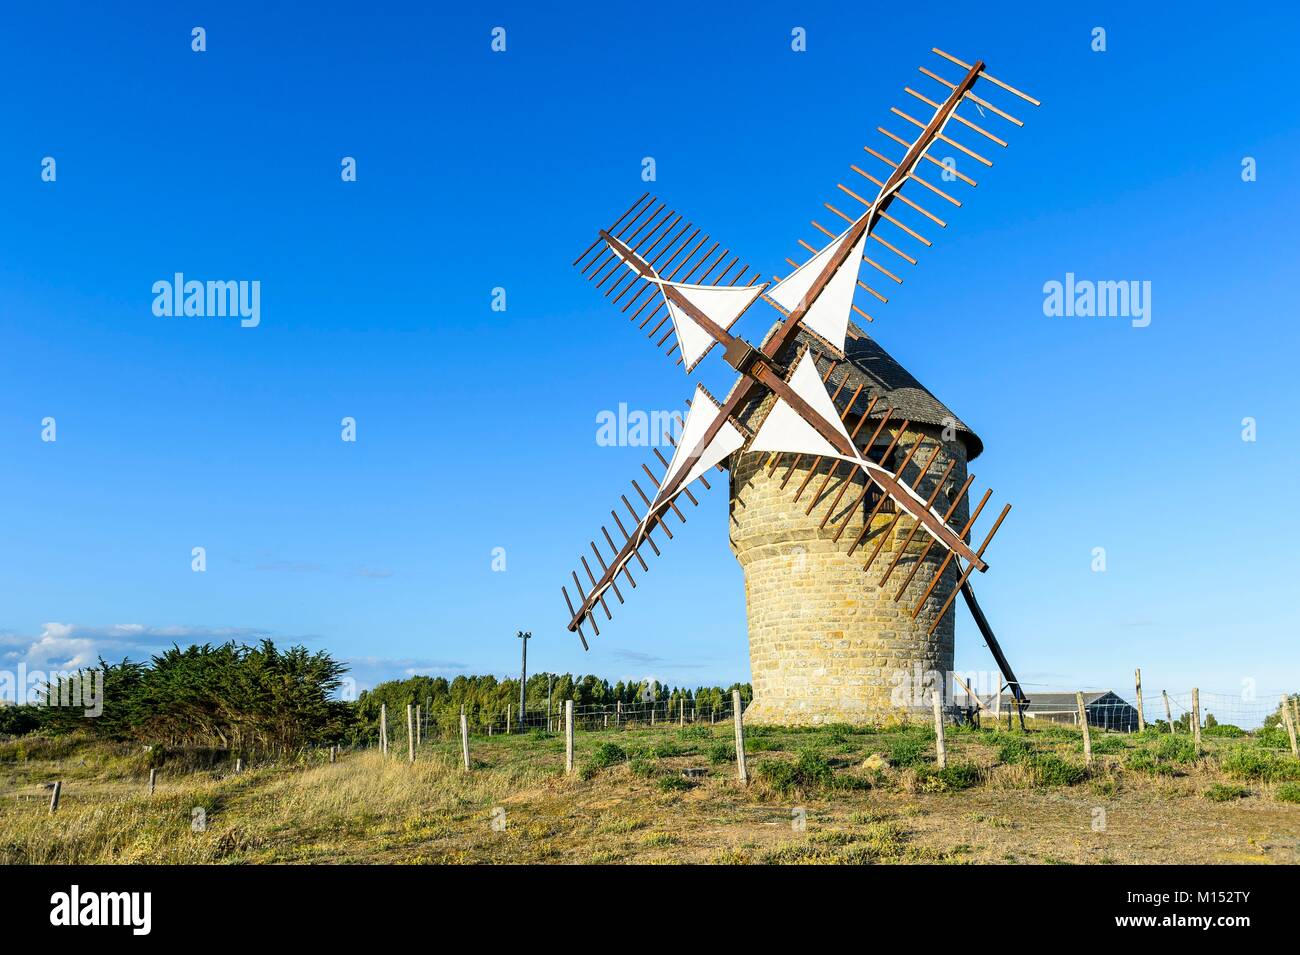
1,2 -> 1297,704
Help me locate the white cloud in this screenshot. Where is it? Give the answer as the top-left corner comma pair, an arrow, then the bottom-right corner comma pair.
0,623 -> 267,673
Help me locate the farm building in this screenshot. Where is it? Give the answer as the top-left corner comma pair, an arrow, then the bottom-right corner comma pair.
972,690 -> 1140,732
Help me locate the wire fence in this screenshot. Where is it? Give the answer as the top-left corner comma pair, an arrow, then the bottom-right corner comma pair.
959,686 -> 1294,733
386,685 -> 1296,749
405,697 -> 742,743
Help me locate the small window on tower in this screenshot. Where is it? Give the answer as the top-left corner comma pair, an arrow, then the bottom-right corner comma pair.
864,443 -> 898,514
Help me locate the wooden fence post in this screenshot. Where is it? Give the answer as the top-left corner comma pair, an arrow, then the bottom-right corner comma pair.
235,757 -> 243,774
1191,688 -> 1202,749
732,689 -> 748,784
407,704 -> 415,764
931,691 -> 947,769
1134,668 -> 1145,732
1291,697 -> 1300,743
565,700 -> 575,775
148,768 -> 157,796
460,705 -> 470,771
49,780 -> 61,814
679,700 -> 685,727
329,746 -> 337,764
507,703 -> 512,735
380,703 -> 388,756
616,700 -> 621,727
1163,690 -> 1174,733
1281,695 -> 1299,759
1076,692 -> 1093,765
415,705 -> 422,747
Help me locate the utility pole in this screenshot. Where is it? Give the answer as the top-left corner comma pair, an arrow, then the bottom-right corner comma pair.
517,630 -> 531,733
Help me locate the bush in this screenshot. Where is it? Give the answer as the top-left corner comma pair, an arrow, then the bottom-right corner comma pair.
589,742 -> 626,768
1254,727 -> 1292,750
1203,723 -> 1246,738
1203,783 -> 1249,802
757,750 -> 834,795
707,742 -> 735,765
916,761 -> 982,792
1029,754 -> 1087,787
997,736 -> 1035,765
825,723 -> 862,744
757,760 -> 799,794
1125,750 -> 1167,775
1221,746 -> 1300,783
1153,735 -> 1199,764
1084,735 -> 1125,755
1274,783 -> 1300,804
657,775 -> 694,793
629,758 -> 659,779
649,740 -> 685,758
679,726 -> 711,740
888,736 -> 931,768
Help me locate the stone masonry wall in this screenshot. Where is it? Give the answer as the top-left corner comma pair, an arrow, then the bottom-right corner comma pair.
729,407 -> 969,725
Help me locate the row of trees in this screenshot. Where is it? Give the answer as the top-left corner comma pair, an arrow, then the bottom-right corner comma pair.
0,640 -> 752,750
354,673 -> 752,741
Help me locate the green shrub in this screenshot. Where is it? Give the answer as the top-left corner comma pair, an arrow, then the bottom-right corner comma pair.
757,760 -> 799,794
997,736 -> 1035,765
888,736 -> 930,768
1083,735 -> 1125,755
1274,782 -> 1300,803
916,761 -> 982,792
679,726 -> 711,741
657,775 -> 693,793
1153,734 -> 1199,764
648,740 -> 684,758
589,742 -> 626,768
578,762 -> 600,781
1029,754 -> 1087,787
629,758 -> 659,779
757,750 -> 834,795
1203,783 -> 1249,802
707,742 -> 735,765
1125,750 -> 1178,776
1254,727 -> 1292,750
795,750 -> 833,787
1203,723 -> 1245,738
825,723 -> 861,744
1221,746 -> 1300,783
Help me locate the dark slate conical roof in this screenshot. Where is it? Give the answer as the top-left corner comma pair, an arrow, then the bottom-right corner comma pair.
735,321 -> 983,460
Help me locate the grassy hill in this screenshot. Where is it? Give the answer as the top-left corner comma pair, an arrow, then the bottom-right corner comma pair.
3,720 -> 1299,864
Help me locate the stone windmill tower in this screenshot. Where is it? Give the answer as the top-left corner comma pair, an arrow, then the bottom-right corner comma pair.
556,51 -> 1038,725
730,328 -> 980,724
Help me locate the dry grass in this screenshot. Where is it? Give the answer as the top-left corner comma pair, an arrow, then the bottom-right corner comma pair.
2,723 -> 1298,864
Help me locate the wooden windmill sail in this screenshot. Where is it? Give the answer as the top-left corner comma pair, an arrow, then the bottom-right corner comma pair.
560,50 -> 1039,718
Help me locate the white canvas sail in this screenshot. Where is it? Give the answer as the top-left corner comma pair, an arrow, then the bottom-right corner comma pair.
748,351 -> 853,457
607,235 -> 765,371
767,227 -> 868,353
661,280 -> 766,371
652,385 -> 746,509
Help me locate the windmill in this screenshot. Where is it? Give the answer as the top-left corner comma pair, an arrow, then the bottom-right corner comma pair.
559,50 -> 1039,725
